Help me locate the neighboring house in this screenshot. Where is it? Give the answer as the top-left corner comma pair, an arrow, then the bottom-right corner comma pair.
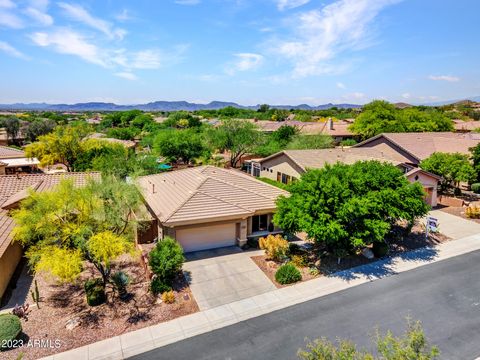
0,146 -> 40,175
137,166 -> 288,253
254,148 -> 441,207
0,172 -> 100,304
452,119 -> 480,133
353,132 -> 480,165
319,118 -> 357,144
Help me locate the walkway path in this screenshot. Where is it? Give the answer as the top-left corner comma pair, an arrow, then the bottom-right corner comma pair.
43,219 -> 480,359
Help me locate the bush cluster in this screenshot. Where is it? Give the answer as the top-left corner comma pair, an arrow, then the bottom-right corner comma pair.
149,237 -> 184,295
275,264 -> 302,285
466,206 -> 480,219
161,290 -> 176,304
0,314 -> 22,351
259,234 -> 289,261
471,183 -> 480,194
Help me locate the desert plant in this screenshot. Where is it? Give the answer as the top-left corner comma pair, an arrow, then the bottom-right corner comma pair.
12,304 -> 29,319
149,237 -> 184,285
372,241 -> 389,258
112,271 -> 130,300
150,276 -> 172,295
291,254 -> 308,268
84,278 -> 106,306
30,280 -> 40,309
0,314 -> 22,351
259,234 -> 289,261
309,267 -> 320,276
466,205 -> 480,219
161,290 -> 176,304
275,264 -> 302,284
472,183 -> 480,194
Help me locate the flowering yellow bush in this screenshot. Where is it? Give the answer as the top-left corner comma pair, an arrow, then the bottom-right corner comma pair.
466,206 -> 480,219
259,234 -> 289,261
161,290 -> 176,304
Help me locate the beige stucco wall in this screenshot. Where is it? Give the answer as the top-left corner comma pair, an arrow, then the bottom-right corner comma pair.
259,154 -> 304,181
406,172 -> 438,207
0,241 -> 23,302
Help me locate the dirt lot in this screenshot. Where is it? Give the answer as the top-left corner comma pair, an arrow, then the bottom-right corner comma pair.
252,223 -> 450,288
4,255 -> 198,360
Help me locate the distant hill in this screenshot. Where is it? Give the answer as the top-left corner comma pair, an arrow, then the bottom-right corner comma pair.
0,100 -> 362,112
425,96 -> 480,106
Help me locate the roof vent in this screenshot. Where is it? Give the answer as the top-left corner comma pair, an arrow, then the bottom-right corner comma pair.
151,183 -> 155,194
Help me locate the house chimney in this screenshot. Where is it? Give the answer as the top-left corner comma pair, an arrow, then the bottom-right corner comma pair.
151,183 -> 155,194
327,117 -> 334,130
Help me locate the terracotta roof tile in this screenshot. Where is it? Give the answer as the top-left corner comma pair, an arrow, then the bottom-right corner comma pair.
138,166 -> 288,226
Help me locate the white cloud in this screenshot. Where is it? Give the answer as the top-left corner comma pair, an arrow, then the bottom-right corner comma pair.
58,2 -> 126,40
24,7 -> 53,26
30,28 -> 106,66
0,10 -> 24,28
174,0 -> 201,5
336,82 -> 346,89
272,0 -> 401,77
428,75 -> 460,82
401,92 -> 411,99
115,9 -> 131,21
114,72 -> 137,81
131,49 -> 162,69
276,0 -> 310,11
0,0 -> 15,8
226,53 -> 264,75
0,40 -> 28,59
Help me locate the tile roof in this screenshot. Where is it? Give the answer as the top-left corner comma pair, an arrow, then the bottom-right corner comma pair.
0,146 -> 25,159
0,172 -> 101,257
138,166 -> 288,226
453,120 -> 480,132
355,132 -> 480,161
260,148 -> 405,171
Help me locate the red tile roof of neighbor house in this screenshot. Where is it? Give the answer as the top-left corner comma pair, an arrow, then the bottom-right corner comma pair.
138,166 -> 288,226
0,172 -> 101,257
453,119 -> 480,132
354,132 -> 480,162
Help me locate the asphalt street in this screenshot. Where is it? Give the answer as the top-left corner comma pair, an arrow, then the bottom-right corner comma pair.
131,250 -> 480,360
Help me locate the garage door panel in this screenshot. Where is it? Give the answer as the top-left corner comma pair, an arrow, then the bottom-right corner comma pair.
176,223 -> 236,252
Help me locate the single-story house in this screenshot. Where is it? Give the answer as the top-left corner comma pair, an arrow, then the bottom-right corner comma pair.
0,172 -> 100,304
353,132 -> 480,165
137,166 -> 288,253
85,133 -> 136,149
254,148 -> 441,207
0,146 -> 40,175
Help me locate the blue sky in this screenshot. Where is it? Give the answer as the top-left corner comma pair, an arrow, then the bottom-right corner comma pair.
0,0 -> 479,105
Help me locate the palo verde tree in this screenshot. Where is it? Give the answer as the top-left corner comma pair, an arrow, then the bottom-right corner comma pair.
12,177 -> 144,286
274,161 -> 429,258
209,119 -> 262,167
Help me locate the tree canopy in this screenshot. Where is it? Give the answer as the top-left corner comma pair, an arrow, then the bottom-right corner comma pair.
350,100 -> 453,139
12,177 -> 144,285
274,161 -> 429,257
420,152 -> 475,191
154,128 -> 208,164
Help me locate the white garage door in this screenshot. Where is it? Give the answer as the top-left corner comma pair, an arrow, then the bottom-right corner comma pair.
176,223 -> 237,252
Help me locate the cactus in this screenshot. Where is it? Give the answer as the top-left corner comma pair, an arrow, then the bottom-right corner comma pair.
30,280 -> 40,309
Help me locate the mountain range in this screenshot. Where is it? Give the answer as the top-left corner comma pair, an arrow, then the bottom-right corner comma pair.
0,97 -> 479,111
0,101 -> 362,112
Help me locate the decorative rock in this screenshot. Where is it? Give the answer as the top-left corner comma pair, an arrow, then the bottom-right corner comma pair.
362,248 -> 375,260
314,259 -> 321,268
65,317 -> 80,331
267,261 -> 276,269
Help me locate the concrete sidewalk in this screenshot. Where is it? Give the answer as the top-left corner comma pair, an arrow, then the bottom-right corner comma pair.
42,228 -> 480,360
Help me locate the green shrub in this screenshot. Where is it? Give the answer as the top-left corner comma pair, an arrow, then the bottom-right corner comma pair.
372,241 -> 389,258
0,314 -> 22,351
288,242 -> 301,255
150,276 -> 172,295
340,138 -> 357,147
149,237 -> 184,285
84,278 -> 106,306
112,271 -> 130,300
275,264 -> 302,284
472,183 -> 480,194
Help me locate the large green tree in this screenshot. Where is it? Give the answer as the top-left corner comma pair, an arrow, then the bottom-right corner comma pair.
12,177 -> 144,286
350,100 -> 453,139
274,161 -> 429,257
209,119 -> 262,167
154,129 -> 208,164
420,152 -> 475,191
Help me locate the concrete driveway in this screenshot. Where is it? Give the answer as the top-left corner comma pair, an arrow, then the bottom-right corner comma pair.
183,247 -> 275,310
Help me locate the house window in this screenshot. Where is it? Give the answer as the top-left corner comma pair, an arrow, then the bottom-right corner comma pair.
281,173 -> 291,184
252,214 -> 268,232
277,172 -> 282,182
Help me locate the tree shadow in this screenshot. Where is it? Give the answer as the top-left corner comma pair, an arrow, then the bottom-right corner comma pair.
328,246 -> 439,281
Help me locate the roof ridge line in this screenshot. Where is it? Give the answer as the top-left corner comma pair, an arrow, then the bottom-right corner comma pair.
162,175 -> 209,222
